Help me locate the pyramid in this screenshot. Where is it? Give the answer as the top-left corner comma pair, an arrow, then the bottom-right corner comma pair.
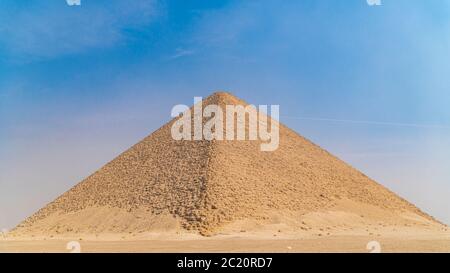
12,92 -> 442,237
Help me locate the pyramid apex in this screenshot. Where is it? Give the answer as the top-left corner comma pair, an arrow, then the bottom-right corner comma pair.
212,90 -> 232,94
209,91 -> 235,98
204,91 -> 245,106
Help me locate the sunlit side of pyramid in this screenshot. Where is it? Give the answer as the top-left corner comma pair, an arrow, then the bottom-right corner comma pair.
12,92 -> 443,238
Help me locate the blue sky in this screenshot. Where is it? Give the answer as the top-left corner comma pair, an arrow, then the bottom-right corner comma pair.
1,0 -> 449,228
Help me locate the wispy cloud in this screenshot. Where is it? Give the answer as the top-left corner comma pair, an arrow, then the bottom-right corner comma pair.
168,48 -> 195,60
282,116 -> 450,129
0,0 -> 158,60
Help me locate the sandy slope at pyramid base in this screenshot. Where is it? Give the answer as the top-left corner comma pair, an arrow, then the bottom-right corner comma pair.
8,207 -> 189,240
199,199 -> 448,241
8,199 -> 448,241
4,200 -> 449,252
3,222 -> 449,253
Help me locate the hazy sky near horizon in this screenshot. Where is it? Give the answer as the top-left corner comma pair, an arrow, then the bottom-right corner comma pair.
1,0 -> 449,229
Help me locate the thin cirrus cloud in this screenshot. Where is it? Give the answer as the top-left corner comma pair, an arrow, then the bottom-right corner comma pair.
168,48 -> 195,60
0,0 -> 158,60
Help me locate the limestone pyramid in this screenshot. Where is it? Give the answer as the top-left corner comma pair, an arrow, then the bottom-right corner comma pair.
12,92 -> 442,237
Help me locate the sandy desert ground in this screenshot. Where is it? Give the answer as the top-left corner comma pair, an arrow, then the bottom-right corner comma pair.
2,225 -> 449,253
2,236 -> 450,253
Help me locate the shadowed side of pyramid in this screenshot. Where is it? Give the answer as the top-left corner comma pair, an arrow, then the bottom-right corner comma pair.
11,92 -> 442,238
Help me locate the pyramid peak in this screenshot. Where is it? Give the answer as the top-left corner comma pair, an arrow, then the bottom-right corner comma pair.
203,91 -> 246,106
210,91 -> 234,98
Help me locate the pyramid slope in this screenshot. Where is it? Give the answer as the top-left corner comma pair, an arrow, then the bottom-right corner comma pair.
12,92 -> 442,237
